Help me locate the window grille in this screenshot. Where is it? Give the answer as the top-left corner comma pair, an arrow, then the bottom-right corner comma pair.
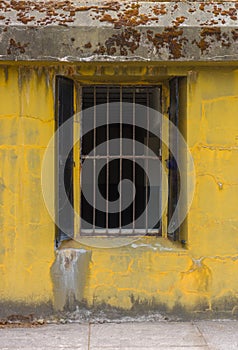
80,86 -> 162,236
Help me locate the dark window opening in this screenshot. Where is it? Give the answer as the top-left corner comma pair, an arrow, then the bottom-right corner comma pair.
81,86 -> 162,236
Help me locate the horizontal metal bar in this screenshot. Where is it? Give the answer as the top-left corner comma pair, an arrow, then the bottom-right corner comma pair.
80,230 -> 160,236
81,155 -> 159,160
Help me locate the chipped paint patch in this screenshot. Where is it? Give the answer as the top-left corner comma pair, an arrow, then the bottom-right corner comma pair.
51,248 -> 92,311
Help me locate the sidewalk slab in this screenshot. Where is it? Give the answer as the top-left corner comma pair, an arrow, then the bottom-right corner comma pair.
195,320 -> 238,350
95,348 -> 208,350
89,322 -> 207,349
0,321 -> 238,349
0,324 -> 89,350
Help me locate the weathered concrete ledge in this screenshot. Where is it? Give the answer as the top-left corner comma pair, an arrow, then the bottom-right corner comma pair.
0,1 -> 238,62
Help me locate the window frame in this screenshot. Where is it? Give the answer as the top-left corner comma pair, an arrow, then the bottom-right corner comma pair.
55,75 -> 187,244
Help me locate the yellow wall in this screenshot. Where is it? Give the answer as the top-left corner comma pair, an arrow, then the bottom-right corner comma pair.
0,66 -> 55,305
1,64 -> 238,315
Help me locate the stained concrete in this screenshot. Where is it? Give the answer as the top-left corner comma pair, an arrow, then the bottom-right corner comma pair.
0,2 -> 238,62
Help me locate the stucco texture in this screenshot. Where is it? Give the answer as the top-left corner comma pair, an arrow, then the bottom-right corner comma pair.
0,64 -> 238,317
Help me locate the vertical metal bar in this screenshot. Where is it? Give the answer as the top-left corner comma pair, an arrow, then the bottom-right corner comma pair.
119,86 -> 122,233
106,87 -> 109,233
93,86 -> 96,233
132,88 -> 135,234
146,90 -> 149,234
79,86 -> 83,234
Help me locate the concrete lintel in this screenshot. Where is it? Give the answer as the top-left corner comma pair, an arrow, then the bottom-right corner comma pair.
0,2 -> 238,62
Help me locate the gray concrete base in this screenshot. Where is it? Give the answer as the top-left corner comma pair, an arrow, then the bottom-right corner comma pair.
0,320 -> 238,349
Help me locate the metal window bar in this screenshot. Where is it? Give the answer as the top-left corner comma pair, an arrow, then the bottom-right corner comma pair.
145,90 -> 149,235
132,89 -> 135,234
119,86 -> 122,234
93,87 -> 96,232
81,86 -> 161,236
106,88 -> 109,233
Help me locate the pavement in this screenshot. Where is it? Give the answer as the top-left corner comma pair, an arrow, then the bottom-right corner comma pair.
0,320 -> 238,350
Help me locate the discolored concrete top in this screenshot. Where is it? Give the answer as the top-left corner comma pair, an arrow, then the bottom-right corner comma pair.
0,1 -> 238,62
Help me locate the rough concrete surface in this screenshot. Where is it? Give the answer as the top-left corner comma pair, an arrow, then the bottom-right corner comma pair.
0,320 -> 238,349
0,1 -> 238,61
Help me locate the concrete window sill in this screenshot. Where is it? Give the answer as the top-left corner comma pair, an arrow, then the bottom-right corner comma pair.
59,236 -> 187,252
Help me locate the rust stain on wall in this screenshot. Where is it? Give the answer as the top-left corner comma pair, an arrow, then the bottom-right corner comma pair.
95,28 -> 141,56
7,38 -> 29,55
147,27 -> 188,59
